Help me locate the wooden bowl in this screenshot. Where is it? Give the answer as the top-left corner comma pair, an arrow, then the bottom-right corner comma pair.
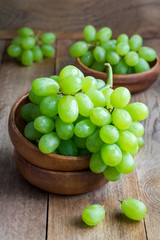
76,56 -> 160,93
8,93 -> 90,172
15,151 -> 108,195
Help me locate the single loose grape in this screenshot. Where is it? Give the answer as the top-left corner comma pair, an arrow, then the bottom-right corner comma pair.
90,152 -> 107,173
21,37 -> 36,50
60,75 -> 82,94
29,89 -> 44,104
40,32 -> 56,44
101,143 -> 122,166
18,27 -> 34,37
116,42 -> 130,56
21,50 -> 33,66
38,132 -> 60,154
96,79 -> 105,90
7,44 -> 22,57
32,46 -> 43,62
124,102 -> 149,121
100,39 -> 117,51
93,46 -> 106,63
41,45 -> 55,57
127,122 -> 144,137
83,25 -> 96,42
73,135 -> 87,149
117,130 -> 138,152
134,58 -> 150,73
101,87 -> 113,109
82,76 -> 97,92
129,34 -> 143,51
40,94 -> 60,118
32,78 -> 59,96
96,27 -> 112,42
125,51 -> 139,66
58,139 -> 78,156
34,116 -> 54,134
24,121 -> 42,140
117,34 -> 129,43
55,117 -> 74,140
82,204 -> 105,226
74,119 -> 96,138
85,89 -> 107,107
139,46 -> 156,62
112,109 -> 132,130
106,51 -> 120,65
116,151 -> 135,174
100,125 -> 119,144
69,41 -> 88,57
75,93 -> 94,117
90,107 -> 112,126
103,166 -> 122,181
86,129 -> 103,153
21,103 -> 34,122
91,61 -> 106,72
110,87 -> 131,108
59,65 -> 84,81
113,59 -> 128,74
138,137 -> 144,149
80,51 -> 94,67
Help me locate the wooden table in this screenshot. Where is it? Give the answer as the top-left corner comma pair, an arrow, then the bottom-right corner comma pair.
0,37 -> 160,240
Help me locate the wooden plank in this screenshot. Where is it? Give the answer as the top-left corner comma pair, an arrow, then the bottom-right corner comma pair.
0,41 -> 56,240
0,40 -> 5,66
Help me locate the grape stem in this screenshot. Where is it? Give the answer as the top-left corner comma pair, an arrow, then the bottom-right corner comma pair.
104,63 -> 113,88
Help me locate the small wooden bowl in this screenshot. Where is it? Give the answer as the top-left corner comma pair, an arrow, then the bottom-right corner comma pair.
8,93 -> 90,172
15,151 -> 108,195
76,56 -> 160,93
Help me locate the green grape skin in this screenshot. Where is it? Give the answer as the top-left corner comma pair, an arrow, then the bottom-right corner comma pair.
110,87 -> 131,108
100,125 -> 119,144
11,37 -> 22,45
40,94 -> 60,118
113,59 -> 128,74
127,66 -> 135,74
106,51 -> 120,65
121,198 -> 147,221
100,39 -> 117,51
59,65 -> 84,81
134,58 -> 150,73
129,146 -> 139,156
90,152 -> 107,173
24,121 -> 42,140
7,44 -> 22,57
60,75 -> 82,94
31,104 -> 42,119
34,116 -> 54,134
21,37 -> 36,50
85,89 -> 107,107
75,93 -> 94,117
101,87 -> 113,109
18,27 -> 34,37
78,148 -> 90,156
116,42 -> 130,56
21,50 -> 33,66
90,107 -> 112,126
74,119 -> 96,138
93,46 -> 106,63
49,75 -> 59,83
55,117 -> 74,140
58,96 -> 79,123
125,51 -> 139,66
139,46 -> 156,62
103,166 -> 122,181
69,41 -> 88,57
41,45 -> 55,57
80,51 -> 94,67
74,114 -> 86,125
129,34 -> 143,51
117,34 -> 129,43
82,76 -> 97,92
58,139 -> 78,156
101,143 -> 122,166
73,135 -> 87,149
117,130 -> 138,152
116,151 -> 135,174
21,103 -> 34,122
127,122 -> 144,138
82,204 -> 105,226
40,32 -> 56,45
29,89 -> 44,104
91,61 -> 106,72
86,129 -> 103,153
138,137 -> 144,149
112,109 -> 132,130
32,77 -> 59,96
96,27 -> 112,42
83,25 -> 96,42
96,79 -> 105,90
38,132 -> 60,154
32,46 -> 43,62
124,102 -> 149,121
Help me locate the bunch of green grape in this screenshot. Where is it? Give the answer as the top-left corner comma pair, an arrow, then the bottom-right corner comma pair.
21,64 -> 148,183
7,27 -> 55,66
69,25 -> 157,74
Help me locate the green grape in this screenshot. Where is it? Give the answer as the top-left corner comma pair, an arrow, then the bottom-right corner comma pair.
74,119 -> 96,138
49,75 -> 59,83
117,130 -> 138,152
74,114 -> 86,125
106,51 -> 120,65
7,44 -> 22,57
127,66 -> 135,74
18,27 -> 34,37
85,89 -> 107,107
139,46 -> 156,62
91,61 -> 106,72
73,135 -> 87,149
116,42 -> 130,56
55,117 -> 74,140
124,102 -> 149,121
59,65 -> 84,81
78,148 -> 90,156
100,125 -> 119,144
82,204 -> 105,226
89,152 -> 107,173
69,41 -> 88,57
101,143 -> 122,166
138,137 -> 144,149
40,94 -> 60,118
86,129 -> 103,153
128,122 -> 144,137
31,104 -> 42,119
121,198 -> 147,221
93,46 -> 106,63
32,46 -> 43,62
38,132 -> 60,154
82,76 -> 97,92
58,139 -> 78,156
60,75 -> 82,94
58,96 -> 79,123
103,166 -> 122,181
129,34 -> 143,51
96,27 -> 112,42
34,116 -> 54,134
21,103 -> 34,122
40,32 -> 56,44
80,51 -> 94,67
75,93 -> 94,117
101,87 -> 113,109
110,87 -> 131,108
113,59 -> 128,74
21,50 -> 33,66
90,107 -> 112,126
134,58 -> 150,73
125,51 -> 139,66
129,146 -> 139,156
112,109 -> 132,130
21,37 -> 36,50
24,121 -> 42,140
11,37 -> 22,45
83,25 -> 96,42
32,77 -> 59,96
116,151 -> 135,174
117,34 -> 129,43
29,89 -> 44,104
96,79 -> 105,90
41,45 -> 55,57
100,39 -> 116,51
